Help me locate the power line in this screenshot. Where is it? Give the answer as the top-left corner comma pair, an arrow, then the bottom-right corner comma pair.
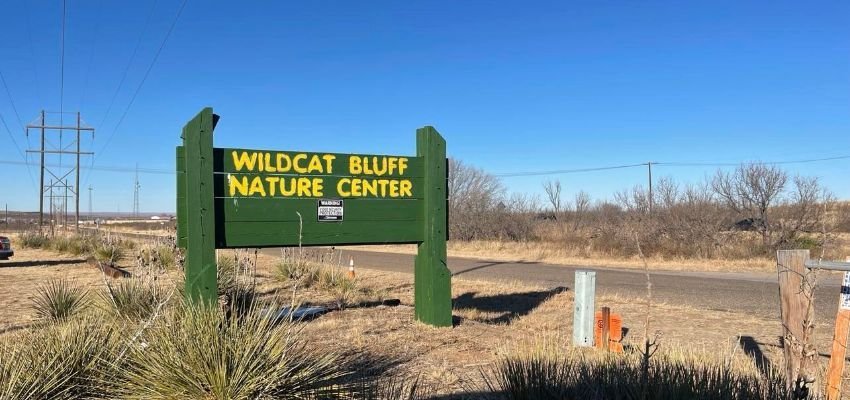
656,155 -> 850,168
86,0 -> 189,185
59,0 -> 66,119
0,113 -> 37,188
79,0 -> 104,111
495,163 -> 648,177
0,70 -> 25,129
96,0 -> 160,129
494,155 -> 850,178
0,159 -> 173,175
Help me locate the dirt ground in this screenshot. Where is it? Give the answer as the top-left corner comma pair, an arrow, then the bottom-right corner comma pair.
0,246 -> 844,395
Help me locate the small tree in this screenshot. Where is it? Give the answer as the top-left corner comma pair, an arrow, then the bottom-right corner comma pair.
542,179 -> 563,216
712,163 -> 787,248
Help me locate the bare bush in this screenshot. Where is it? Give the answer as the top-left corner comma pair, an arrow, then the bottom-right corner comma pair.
712,163 -> 788,248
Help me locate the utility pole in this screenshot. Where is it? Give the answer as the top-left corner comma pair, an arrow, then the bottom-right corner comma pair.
133,164 -> 140,218
88,186 -> 93,219
647,162 -> 653,214
26,111 -> 94,231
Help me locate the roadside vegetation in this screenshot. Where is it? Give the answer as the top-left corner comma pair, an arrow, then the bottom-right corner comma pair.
449,160 -> 849,264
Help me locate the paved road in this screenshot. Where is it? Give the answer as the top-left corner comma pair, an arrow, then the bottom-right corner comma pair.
260,248 -> 845,320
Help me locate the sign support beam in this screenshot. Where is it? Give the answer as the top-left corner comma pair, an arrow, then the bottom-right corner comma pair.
414,126 -> 452,327
181,107 -> 218,304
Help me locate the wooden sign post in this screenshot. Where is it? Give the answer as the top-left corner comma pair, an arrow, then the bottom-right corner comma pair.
777,250 -> 819,395
177,108 -> 451,326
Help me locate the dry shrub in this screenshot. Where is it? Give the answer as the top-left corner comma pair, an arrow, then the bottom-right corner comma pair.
484,345 -> 806,400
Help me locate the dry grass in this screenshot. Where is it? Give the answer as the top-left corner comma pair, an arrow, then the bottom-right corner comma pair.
1,245 -> 845,396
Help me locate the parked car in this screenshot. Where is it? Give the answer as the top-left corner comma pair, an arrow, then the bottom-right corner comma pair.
0,236 -> 13,260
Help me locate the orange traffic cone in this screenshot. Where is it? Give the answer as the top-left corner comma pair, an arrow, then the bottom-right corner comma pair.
347,256 -> 356,279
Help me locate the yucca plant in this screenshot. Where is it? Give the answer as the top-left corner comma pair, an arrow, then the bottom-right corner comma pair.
317,267 -> 358,309
94,244 -> 125,265
100,278 -> 168,320
0,316 -> 121,400
32,278 -> 89,322
116,303 -> 352,399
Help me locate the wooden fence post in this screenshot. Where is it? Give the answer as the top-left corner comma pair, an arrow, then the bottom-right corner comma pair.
414,126 -> 452,327
777,249 -> 818,395
573,270 -> 596,347
180,108 -> 218,304
825,256 -> 850,400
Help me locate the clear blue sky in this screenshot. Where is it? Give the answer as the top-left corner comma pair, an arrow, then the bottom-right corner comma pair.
1,1 -> 848,213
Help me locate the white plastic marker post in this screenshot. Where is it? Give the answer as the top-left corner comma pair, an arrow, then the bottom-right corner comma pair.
825,256 -> 850,400
348,256 -> 356,279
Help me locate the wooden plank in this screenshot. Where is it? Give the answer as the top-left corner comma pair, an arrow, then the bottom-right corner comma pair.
777,250 -> 818,394
414,126 -> 452,327
217,197 -> 422,222
217,220 -> 422,248
181,108 -> 218,304
826,259 -> 850,400
213,147 -> 424,177
211,173 -> 426,199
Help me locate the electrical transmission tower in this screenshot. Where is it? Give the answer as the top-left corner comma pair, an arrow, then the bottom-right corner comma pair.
133,164 -> 140,217
26,111 -> 94,231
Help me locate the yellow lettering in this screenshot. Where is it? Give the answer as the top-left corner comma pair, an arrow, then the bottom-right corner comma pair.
229,175 -> 248,196
276,153 -> 291,172
362,179 -> 377,197
322,154 -> 336,174
232,151 -> 258,171
308,155 -> 323,173
312,178 -> 324,197
337,178 -> 351,197
363,157 -> 374,175
265,176 -> 280,196
377,179 -> 390,197
387,157 -> 398,175
399,179 -> 413,197
372,157 -> 387,176
349,156 -> 362,175
350,178 -> 362,196
297,177 -> 312,197
264,153 -> 276,172
293,154 -> 308,174
398,158 -> 408,175
280,178 -> 296,196
249,176 -> 266,197
389,180 -> 400,197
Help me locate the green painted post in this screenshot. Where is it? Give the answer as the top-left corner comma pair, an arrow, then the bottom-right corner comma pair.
414,126 -> 452,327
181,108 -> 218,303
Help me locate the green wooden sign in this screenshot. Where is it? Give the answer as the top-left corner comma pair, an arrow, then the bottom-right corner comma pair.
176,108 -> 451,327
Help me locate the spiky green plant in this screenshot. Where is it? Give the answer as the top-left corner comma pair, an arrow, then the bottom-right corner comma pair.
116,303 -> 351,399
100,278 -> 168,320
0,316 -> 121,400
94,244 -> 125,265
317,267 -> 358,309
32,278 -> 89,322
